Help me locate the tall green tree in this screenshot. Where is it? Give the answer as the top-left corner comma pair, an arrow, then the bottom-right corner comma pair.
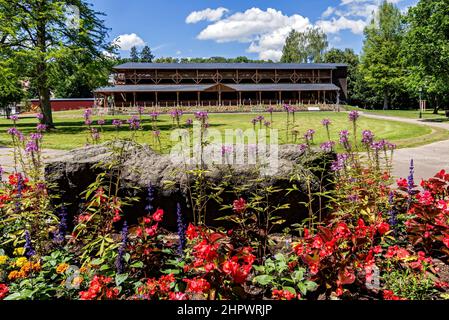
0,58 -> 24,117
360,0 -> 405,110
140,45 -> 154,63
0,0 -> 113,126
404,0 -> 449,113
281,30 -> 301,63
281,28 -> 328,63
130,46 -> 140,62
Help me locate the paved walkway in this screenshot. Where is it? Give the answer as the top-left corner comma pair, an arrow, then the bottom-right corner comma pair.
0,147 -> 67,177
361,113 -> 449,181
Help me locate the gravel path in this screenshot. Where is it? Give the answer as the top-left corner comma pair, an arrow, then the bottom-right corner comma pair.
361,113 -> 449,181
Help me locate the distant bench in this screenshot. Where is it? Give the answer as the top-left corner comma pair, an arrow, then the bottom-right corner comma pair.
307,107 -> 321,111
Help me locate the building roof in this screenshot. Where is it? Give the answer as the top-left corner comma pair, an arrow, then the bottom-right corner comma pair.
29,98 -> 95,101
95,83 -> 340,93
113,62 -> 347,71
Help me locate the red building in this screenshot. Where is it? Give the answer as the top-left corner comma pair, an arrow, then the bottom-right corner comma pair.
29,98 -> 95,112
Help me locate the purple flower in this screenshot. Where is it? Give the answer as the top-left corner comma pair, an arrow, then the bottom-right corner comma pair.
84,119 -> 92,126
388,191 -> 398,231
298,144 -> 308,153
112,119 -> 123,128
320,141 -> 335,152
347,194 -> 359,202
83,109 -> 92,120
153,130 -> 161,137
331,153 -> 349,171
339,130 -> 350,149
304,129 -> 315,143
321,119 -> 332,127
36,124 -> 47,132
185,118 -> 193,126
256,115 -> 264,122
10,115 -> 19,122
97,119 -> 106,126
170,109 -> 183,118
54,205 -> 68,244
264,121 -> 271,127
349,110 -> 360,122
115,221 -> 128,274
145,183 -> 155,212
150,112 -> 159,119
36,113 -> 44,120
221,145 -> 233,156
30,133 -> 42,141
407,159 -> 415,195
24,231 -> 36,258
91,128 -> 100,141
251,118 -> 258,125
194,111 -> 208,121
361,130 -> 374,145
267,106 -> 274,113
176,203 -> 186,256
25,140 -> 38,153
7,127 -> 19,136
371,139 -> 387,151
127,116 -> 140,130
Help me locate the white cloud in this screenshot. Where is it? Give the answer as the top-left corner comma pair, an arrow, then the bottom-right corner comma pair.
188,1 -> 410,61
186,7 -> 229,24
316,16 -> 366,34
113,33 -> 145,51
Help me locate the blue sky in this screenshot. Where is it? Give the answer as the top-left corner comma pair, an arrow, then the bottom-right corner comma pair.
89,0 -> 416,61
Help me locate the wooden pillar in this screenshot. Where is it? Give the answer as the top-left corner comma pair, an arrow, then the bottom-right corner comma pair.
323,91 -> 326,104
133,92 -> 136,107
279,91 -> 282,104
197,91 -> 200,106
176,92 -> 180,106
259,91 -> 262,105
298,91 -> 301,105
238,91 -> 242,106
218,90 -> 222,106
103,94 -> 107,108
155,92 -> 158,106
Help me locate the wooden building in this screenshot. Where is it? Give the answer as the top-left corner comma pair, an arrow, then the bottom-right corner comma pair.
94,63 -> 348,108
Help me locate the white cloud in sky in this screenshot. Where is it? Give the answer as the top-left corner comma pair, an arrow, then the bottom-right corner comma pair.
186,7 -> 229,24
187,1 -> 409,61
113,33 -> 145,51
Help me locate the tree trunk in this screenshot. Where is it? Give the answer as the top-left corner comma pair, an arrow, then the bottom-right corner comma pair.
432,96 -> 439,115
36,6 -> 54,128
383,89 -> 389,110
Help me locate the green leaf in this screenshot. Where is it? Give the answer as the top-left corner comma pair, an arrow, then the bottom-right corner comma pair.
253,275 -> 274,286
115,273 -> 128,286
130,261 -> 144,268
4,292 -> 22,300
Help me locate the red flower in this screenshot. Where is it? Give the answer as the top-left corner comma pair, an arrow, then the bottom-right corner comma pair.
193,240 -> 219,262
183,278 -> 210,294
169,292 -> 188,300
383,290 -> 405,300
396,178 -> 408,188
377,222 -> 390,235
222,260 -> 252,284
272,289 -> 296,300
145,224 -> 158,237
152,209 -> 164,222
0,284 -> 9,300
233,198 -> 247,213
186,224 -> 199,240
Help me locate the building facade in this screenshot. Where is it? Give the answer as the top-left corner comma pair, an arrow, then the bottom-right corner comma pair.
94,63 -> 348,108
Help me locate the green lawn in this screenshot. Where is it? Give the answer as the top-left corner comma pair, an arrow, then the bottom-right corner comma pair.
0,110 -> 447,151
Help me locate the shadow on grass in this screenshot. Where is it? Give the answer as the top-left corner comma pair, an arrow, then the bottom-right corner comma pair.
421,118 -> 449,123
0,120 -> 223,136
